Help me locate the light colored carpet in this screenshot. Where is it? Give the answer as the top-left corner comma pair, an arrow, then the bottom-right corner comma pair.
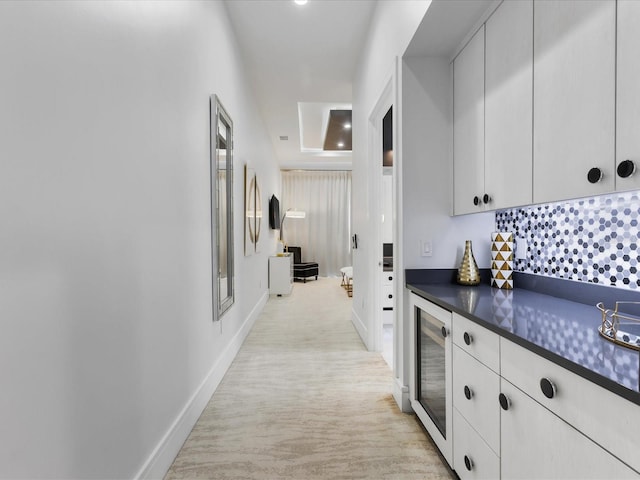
165,277 -> 454,479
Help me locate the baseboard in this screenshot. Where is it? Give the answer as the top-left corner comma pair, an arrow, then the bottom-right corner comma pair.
351,307 -> 368,349
135,291 -> 269,480
393,377 -> 412,413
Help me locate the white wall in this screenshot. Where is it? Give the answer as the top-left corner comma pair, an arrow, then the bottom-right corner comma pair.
351,0 -> 496,411
398,56 -> 494,410
351,0 -> 431,350
401,56 -> 494,270
0,2 -> 279,478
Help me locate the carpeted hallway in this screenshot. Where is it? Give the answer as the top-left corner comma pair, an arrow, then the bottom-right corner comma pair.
165,277 -> 453,479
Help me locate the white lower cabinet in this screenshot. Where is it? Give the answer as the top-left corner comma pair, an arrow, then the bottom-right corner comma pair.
452,345 -> 500,453
452,318 -> 501,480
499,378 -> 638,480
501,338 -> 640,473
268,254 -> 292,295
381,271 -> 394,309
448,315 -> 640,479
453,409 -> 500,480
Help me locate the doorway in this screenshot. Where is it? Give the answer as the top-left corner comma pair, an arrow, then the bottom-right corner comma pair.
381,106 -> 394,368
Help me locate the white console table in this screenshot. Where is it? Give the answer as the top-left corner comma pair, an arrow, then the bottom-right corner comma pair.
269,254 -> 293,295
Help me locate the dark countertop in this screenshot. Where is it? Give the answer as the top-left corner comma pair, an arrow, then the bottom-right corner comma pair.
406,270 -> 640,406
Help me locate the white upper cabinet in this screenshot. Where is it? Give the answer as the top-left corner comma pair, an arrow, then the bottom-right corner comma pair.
485,0 -> 533,210
453,26 -> 485,216
616,0 -> 640,192
533,0 -> 616,203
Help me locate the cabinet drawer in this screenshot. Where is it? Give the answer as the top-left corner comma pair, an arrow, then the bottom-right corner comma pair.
382,285 -> 394,308
453,345 -> 500,454
453,313 -> 500,373
501,338 -> 640,473
382,309 -> 393,325
381,272 -> 394,285
453,408 -> 500,480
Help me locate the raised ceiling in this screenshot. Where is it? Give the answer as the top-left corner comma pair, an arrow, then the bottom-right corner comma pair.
224,0 -> 376,170
323,110 -> 352,151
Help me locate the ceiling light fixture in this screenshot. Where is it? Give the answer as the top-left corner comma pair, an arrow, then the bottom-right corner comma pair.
294,0 -> 308,5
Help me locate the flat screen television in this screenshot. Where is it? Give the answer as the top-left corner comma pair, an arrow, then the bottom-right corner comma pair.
269,195 -> 280,229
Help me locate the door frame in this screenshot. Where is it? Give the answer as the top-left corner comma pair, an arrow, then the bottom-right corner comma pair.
368,73 -> 395,355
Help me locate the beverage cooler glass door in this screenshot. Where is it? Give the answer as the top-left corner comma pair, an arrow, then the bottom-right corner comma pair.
409,292 -> 452,466
417,307 -> 447,436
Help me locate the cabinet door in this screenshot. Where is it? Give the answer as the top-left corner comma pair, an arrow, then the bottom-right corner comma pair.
500,379 -> 638,479
616,0 -> 640,192
501,337 -> 640,473
533,0 -> 615,203
453,26 -> 485,215
485,0 -> 532,210
453,409 -> 500,480
268,255 -> 292,295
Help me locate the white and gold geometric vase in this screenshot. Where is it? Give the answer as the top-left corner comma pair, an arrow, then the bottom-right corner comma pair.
491,232 -> 514,289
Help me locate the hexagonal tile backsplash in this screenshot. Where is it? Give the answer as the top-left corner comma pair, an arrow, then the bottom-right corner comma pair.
495,191 -> 640,290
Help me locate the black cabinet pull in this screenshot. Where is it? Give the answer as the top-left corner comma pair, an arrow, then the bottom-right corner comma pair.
473,196 -> 480,206
464,455 -> 474,471
388,294 -> 393,299
441,326 -> 448,338
587,167 -> 603,184
617,159 -> 636,178
464,385 -> 473,400
463,331 -> 473,345
499,393 -> 511,410
540,378 -> 557,399
388,276 -> 393,281
483,193 -> 491,204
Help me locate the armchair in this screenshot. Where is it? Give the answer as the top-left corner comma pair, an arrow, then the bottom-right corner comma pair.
285,246 -> 319,282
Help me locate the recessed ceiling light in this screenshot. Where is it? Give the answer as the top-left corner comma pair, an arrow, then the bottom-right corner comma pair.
294,0 -> 308,5
344,123 -> 351,130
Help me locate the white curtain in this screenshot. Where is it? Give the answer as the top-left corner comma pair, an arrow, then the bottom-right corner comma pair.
281,170 -> 352,276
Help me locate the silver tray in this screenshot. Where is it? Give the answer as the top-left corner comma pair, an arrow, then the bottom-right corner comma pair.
597,301 -> 640,351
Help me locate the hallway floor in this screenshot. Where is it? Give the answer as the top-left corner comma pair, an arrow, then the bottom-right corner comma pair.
165,277 -> 453,479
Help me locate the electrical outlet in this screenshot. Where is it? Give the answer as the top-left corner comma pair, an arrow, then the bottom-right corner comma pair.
421,240 -> 432,257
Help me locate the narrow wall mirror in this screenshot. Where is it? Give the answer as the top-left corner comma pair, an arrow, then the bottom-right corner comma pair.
211,95 -> 234,320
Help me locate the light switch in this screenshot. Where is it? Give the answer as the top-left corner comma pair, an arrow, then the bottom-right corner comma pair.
515,237 -> 527,260
421,240 -> 432,257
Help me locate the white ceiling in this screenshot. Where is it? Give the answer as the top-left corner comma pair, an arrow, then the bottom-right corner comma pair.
224,0 -> 497,170
224,0 -> 376,170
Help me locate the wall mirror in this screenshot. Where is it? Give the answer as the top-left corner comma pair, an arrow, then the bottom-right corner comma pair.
211,95 -> 234,320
